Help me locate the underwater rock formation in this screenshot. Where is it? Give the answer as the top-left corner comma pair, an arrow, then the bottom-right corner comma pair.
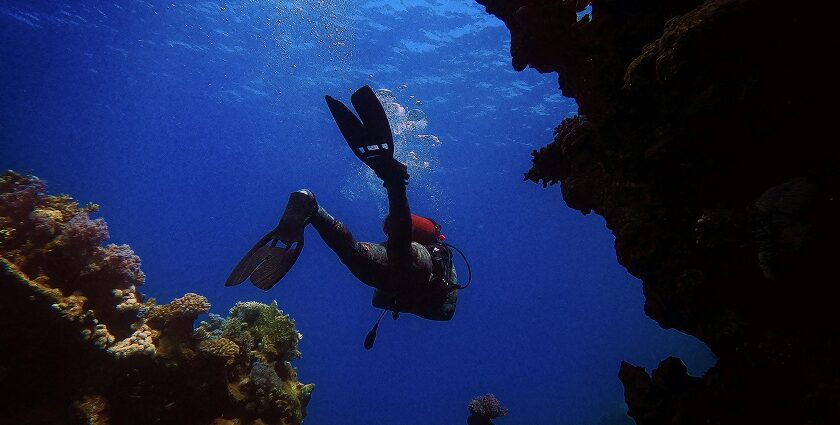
476,0 -> 838,423
0,171 -> 312,424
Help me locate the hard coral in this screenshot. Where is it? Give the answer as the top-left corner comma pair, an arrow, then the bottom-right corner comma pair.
0,170 -> 46,220
146,292 -> 211,328
199,337 -> 240,364
468,394 -> 508,419
144,293 -> 211,360
228,300 -> 302,362
102,244 -> 145,291
195,303 -> 313,422
251,361 -> 284,392
73,395 -> 110,425
108,323 -> 158,358
0,171 -> 312,424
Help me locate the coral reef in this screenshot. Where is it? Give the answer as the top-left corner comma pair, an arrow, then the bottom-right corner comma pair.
196,301 -> 311,423
476,0 -> 838,423
0,171 -> 312,424
467,394 -> 507,425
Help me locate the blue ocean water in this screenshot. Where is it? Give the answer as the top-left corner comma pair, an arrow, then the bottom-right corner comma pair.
0,1 -> 715,424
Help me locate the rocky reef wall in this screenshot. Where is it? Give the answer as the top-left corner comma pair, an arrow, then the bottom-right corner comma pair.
475,0 -> 838,423
0,171 -> 312,425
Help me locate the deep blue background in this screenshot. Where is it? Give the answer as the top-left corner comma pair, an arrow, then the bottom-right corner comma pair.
0,1 -> 714,424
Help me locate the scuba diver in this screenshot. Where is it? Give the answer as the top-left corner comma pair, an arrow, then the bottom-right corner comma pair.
225,85 -> 468,348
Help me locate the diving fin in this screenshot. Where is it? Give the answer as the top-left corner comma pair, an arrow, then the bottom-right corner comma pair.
249,242 -> 303,290
225,233 -> 275,287
325,85 -> 393,163
326,86 -> 407,182
225,190 -> 316,291
324,95 -> 368,158
350,85 -> 393,154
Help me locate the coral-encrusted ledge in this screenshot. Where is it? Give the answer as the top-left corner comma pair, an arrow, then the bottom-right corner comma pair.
477,0 -> 838,423
0,171 -> 312,424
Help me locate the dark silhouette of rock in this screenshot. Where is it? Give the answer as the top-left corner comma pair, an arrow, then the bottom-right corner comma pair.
467,414 -> 494,425
476,0 -> 839,423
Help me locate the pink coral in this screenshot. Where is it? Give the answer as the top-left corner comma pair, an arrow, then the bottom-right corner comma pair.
61,213 -> 110,250
0,170 -> 46,217
468,394 -> 508,419
100,244 -> 145,288
0,170 -> 142,328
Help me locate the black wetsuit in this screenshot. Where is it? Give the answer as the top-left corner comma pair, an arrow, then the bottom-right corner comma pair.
309,180 -> 457,321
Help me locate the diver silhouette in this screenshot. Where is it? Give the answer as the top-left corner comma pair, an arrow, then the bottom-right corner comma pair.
226,86 -> 463,347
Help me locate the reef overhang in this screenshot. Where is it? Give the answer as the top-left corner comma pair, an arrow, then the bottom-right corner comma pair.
475,0 -> 839,423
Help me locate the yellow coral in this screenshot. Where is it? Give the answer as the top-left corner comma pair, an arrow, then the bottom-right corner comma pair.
114,285 -> 142,311
40,194 -> 98,222
199,338 -> 240,364
83,323 -> 116,349
146,293 -> 210,326
2,257 -> 61,299
194,326 -> 210,340
32,207 -> 63,224
51,294 -> 89,322
1,257 -> 91,322
74,395 -> 110,425
108,324 -> 158,358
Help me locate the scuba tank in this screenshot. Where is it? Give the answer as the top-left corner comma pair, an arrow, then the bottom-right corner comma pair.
366,215 -> 472,350
382,213 -> 472,290
383,213 -> 441,244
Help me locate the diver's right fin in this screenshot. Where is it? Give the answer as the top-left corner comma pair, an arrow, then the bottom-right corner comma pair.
325,86 -> 394,165
350,85 -> 393,154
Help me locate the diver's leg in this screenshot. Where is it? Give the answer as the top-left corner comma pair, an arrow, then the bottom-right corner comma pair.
383,178 -> 412,268
309,204 -> 389,288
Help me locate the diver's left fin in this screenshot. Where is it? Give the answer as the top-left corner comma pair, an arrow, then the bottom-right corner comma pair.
350,85 -> 393,149
226,190 -> 314,290
249,242 -> 303,291
225,232 -> 275,287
